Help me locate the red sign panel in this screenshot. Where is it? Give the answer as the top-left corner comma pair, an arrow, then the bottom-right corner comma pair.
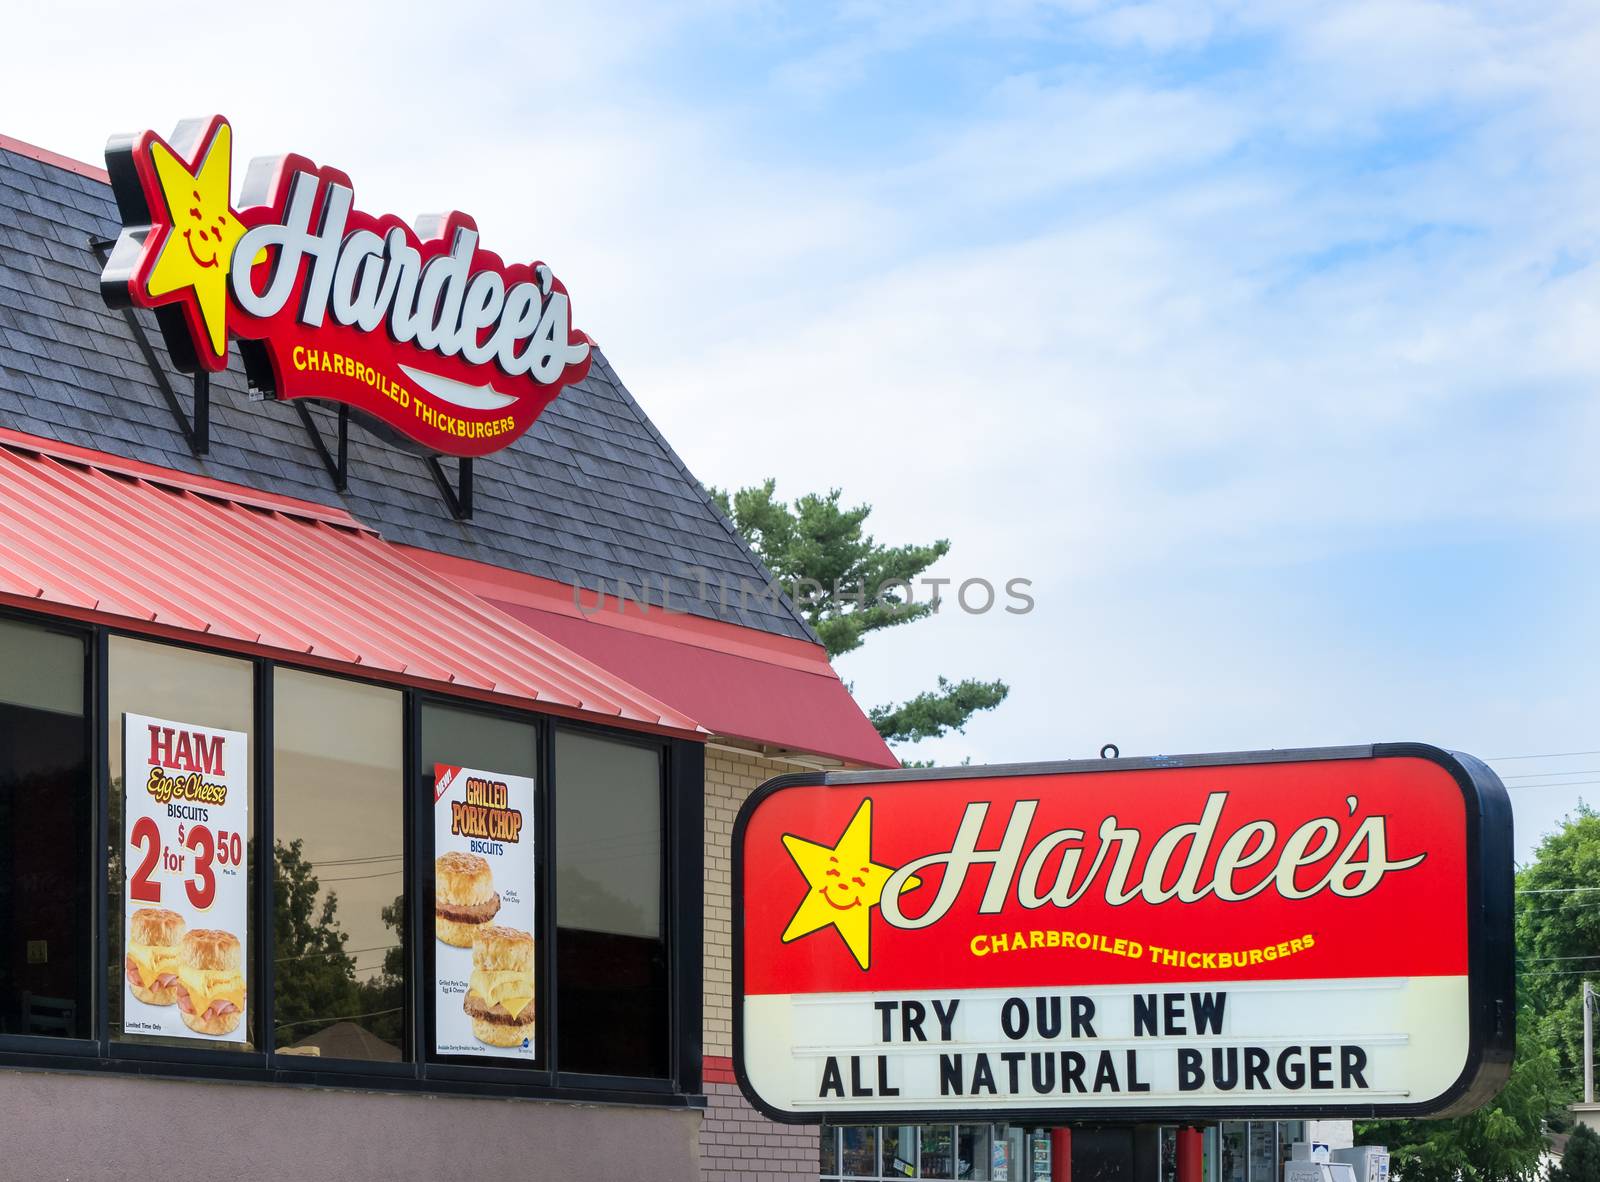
734,745 -> 1512,1124
100,116 -> 591,457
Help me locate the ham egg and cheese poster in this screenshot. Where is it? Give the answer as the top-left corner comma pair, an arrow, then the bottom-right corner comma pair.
122,714 -> 250,1044
434,764 -> 537,1059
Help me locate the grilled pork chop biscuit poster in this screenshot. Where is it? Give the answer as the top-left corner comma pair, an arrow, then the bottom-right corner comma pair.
122,714 -> 249,1044
434,764 -> 536,1059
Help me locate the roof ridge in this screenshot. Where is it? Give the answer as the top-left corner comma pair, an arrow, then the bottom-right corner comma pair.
589,349 -> 823,646
0,133 -> 109,183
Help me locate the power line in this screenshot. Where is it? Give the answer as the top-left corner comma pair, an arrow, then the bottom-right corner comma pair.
276,943 -> 398,963
317,868 -> 404,883
1489,751 -> 1600,761
306,853 -> 403,867
274,1006 -> 402,1032
1503,769 -> 1600,780
1519,886 -> 1600,895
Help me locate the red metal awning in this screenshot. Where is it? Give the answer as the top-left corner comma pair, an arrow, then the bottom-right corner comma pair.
406,549 -> 900,770
0,427 -> 700,738
493,602 -> 899,769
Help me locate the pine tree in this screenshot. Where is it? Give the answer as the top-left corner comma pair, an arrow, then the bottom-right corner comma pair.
1554,1125 -> 1600,1182
710,479 -> 1008,751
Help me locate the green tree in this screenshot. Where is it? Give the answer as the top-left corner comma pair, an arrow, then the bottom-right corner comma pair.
1357,1009 -> 1565,1182
272,838 -> 361,1048
1552,1124 -> 1600,1182
1517,805 -> 1600,1089
352,894 -> 407,1050
711,479 -> 1008,749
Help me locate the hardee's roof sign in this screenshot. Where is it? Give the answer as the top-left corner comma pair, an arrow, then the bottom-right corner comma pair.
734,745 -> 1514,1124
100,116 -> 591,457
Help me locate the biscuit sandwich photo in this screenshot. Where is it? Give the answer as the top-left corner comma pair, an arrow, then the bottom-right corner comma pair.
464,925 -> 535,1049
435,851 -> 501,947
125,907 -> 186,1005
174,929 -> 246,1037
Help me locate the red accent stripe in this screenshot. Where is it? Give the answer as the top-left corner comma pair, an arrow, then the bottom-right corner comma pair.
0,132 -> 109,183
703,1055 -> 737,1084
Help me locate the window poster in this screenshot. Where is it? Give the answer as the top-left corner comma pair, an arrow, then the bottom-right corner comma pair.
122,713 -> 250,1043
433,763 -> 537,1059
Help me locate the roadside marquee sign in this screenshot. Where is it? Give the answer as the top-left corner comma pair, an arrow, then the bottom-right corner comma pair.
733,744 -> 1513,1123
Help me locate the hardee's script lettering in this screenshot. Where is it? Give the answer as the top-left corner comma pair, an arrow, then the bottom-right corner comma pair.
880,792 -> 1424,928
232,174 -> 588,385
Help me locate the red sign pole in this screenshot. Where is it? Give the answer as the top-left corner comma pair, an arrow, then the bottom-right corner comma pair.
1177,1127 -> 1205,1182
1050,1127 -> 1073,1182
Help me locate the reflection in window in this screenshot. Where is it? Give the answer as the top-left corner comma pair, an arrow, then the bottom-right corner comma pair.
107,637 -> 254,1047
842,1126 -> 879,1179
883,1125 -> 918,1177
273,669 -> 404,1061
924,1126 -> 955,1180
0,619 -> 90,1038
1249,1122 -> 1277,1182
1028,1131 -> 1052,1182
1220,1123 -> 1249,1182
555,730 -> 666,1077
1277,1122 -> 1305,1178
821,1126 -> 839,1177
958,1125 -> 991,1180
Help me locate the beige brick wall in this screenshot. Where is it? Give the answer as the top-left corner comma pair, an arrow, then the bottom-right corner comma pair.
704,745 -> 793,1058
702,745 -> 822,1181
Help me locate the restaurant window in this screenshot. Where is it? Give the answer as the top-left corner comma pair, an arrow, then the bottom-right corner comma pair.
421,702 -> 541,1066
842,1126 -> 879,1179
272,669 -> 404,1062
821,1125 -> 840,1177
1249,1122 -> 1277,1182
1276,1122 -> 1305,1179
924,1125 -> 956,1179
958,1124 -> 992,1179
0,618 -> 90,1039
555,728 -> 667,1077
882,1125 -> 917,1177
1220,1122 -> 1249,1182
108,637 -> 255,1049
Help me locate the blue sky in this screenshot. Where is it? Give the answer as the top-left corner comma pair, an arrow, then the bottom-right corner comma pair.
4,0 -> 1597,862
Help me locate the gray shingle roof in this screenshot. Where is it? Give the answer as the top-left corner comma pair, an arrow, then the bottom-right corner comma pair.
0,142 -> 814,643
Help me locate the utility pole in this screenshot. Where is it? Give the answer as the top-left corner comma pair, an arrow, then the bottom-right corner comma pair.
1580,978 -> 1593,1106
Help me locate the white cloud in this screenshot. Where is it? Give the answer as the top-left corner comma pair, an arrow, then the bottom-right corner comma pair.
4,0 -> 1597,858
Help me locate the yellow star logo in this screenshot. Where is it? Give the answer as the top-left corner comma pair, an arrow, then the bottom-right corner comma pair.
142,120 -> 247,363
781,799 -> 921,971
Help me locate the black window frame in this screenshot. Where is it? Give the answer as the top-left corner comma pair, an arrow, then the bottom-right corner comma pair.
0,606 -> 704,1107
0,613 -> 95,1051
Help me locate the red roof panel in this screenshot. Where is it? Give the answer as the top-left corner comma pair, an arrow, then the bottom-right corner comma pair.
0,429 -> 701,739
492,601 -> 900,769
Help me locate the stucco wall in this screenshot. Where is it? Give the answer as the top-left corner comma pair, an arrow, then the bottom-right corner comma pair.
0,1068 -> 701,1181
